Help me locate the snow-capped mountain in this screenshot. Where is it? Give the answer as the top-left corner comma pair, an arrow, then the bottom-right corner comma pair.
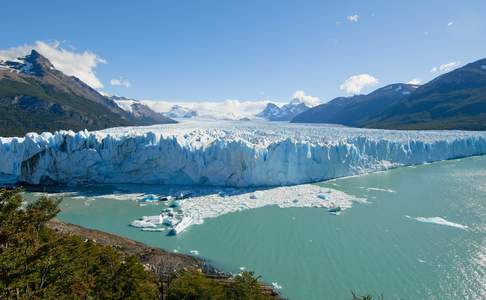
257,98 -> 313,121
0,50 -> 174,137
142,99 -> 278,120
164,105 -> 198,118
110,96 -> 176,124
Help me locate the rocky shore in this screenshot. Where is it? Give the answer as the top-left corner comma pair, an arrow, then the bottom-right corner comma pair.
47,219 -> 280,298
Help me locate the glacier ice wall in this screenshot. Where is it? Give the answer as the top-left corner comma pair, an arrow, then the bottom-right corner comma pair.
1,122 -> 486,187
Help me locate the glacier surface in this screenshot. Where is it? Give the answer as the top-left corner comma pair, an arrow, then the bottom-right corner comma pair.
1,121 -> 486,187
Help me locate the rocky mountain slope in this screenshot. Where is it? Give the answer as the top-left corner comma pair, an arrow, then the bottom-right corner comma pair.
292,58 -> 486,130
0,50 -> 175,137
292,83 -> 418,126
363,59 -> 486,130
110,95 -> 177,124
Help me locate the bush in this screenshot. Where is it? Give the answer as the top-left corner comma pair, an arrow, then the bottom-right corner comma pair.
167,271 -> 273,300
0,189 -> 160,299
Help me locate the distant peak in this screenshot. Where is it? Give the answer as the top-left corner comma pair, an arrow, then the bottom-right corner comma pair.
23,50 -> 55,74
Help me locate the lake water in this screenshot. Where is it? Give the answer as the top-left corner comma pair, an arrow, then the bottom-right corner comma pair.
23,156 -> 486,299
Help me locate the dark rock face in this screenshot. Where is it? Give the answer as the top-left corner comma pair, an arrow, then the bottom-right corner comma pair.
0,50 -> 176,137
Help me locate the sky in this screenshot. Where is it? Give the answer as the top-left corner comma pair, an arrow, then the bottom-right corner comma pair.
1,0 -> 486,103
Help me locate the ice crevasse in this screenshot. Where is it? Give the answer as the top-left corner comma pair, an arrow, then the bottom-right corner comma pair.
1,122 -> 486,187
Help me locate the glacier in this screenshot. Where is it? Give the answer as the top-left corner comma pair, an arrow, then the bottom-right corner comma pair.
1,120 -> 486,187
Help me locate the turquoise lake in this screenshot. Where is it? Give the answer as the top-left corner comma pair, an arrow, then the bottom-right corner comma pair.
24,156 -> 486,299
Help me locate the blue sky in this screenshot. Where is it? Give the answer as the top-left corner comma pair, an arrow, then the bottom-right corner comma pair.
1,0 -> 486,102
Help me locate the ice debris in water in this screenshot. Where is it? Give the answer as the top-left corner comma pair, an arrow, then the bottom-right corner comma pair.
360,187 -> 396,193
406,216 -> 469,230
2,121 -> 486,187
131,184 -> 365,234
272,282 -> 283,290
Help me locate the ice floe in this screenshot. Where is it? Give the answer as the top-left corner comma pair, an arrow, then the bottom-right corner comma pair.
272,282 -> 283,290
361,187 -> 396,193
406,216 -> 469,230
129,184 -> 365,234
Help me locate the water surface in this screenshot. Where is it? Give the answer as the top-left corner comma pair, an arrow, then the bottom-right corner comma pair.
24,156 -> 486,299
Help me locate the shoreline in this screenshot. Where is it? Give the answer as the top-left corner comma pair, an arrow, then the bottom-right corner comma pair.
46,218 -> 280,298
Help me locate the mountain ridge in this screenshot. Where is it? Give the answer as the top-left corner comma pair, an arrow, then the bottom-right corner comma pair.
257,98 -> 312,121
292,58 -> 486,130
0,50 -> 175,137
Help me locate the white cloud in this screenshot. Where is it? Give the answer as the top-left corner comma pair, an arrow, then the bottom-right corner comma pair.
347,14 -> 359,22
407,78 -> 421,85
340,74 -> 378,94
335,21 -> 342,25
142,99 -> 286,120
430,61 -> 461,73
291,90 -> 321,106
447,21 -> 453,26
110,77 -> 131,88
0,41 -> 106,89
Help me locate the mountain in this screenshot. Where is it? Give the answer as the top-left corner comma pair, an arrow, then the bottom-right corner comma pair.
257,99 -> 311,121
0,50 -> 175,137
291,83 -> 419,126
110,96 -> 176,124
293,58 -> 486,130
164,104 -> 198,118
362,59 -> 486,130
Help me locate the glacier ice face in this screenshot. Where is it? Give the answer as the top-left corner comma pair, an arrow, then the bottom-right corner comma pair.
1,121 -> 486,187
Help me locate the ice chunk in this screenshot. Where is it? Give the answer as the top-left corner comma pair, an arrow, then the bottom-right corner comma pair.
130,220 -> 157,228
169,217 -> 193,235
406,216 -> 469,230
272,282 -> 282,290
142,215 -> 164,225
361,187 -> 396,193
141,194 -> 160,202
141,228 -> 165,232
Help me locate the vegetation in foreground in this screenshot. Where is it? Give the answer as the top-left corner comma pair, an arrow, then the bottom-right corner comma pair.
0,189 -> 275,299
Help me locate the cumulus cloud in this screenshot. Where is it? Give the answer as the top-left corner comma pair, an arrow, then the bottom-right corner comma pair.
0,41 -> 106,89
110,77 -> 131,88
347,14 -> 359,22
340,74 -> 378,94
291,90 -> 321,106
407,78 -> 421,85
447,21 -> 454,26
430,61 -> 461,73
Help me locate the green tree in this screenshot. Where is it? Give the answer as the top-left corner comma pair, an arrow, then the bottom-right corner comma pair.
0,188 -> 160,299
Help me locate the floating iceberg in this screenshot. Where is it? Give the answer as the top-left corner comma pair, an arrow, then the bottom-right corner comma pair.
1,121 -> 486,187
130,220 -> 157,228
169,217 -> 193,235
